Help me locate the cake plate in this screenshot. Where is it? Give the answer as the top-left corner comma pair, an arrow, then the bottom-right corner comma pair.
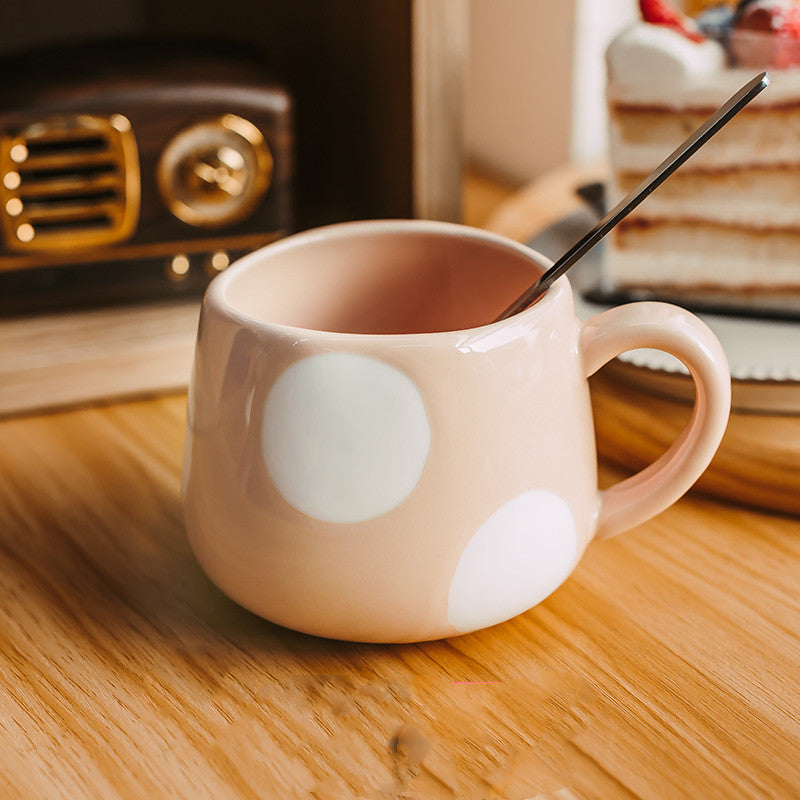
530,206 -> 800,415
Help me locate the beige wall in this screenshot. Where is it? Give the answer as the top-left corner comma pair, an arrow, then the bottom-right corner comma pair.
465,0 -> 637,184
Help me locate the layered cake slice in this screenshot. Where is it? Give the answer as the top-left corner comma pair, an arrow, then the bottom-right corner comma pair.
603,0 -> 800,314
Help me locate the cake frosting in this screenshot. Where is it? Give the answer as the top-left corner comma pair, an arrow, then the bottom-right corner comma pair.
607,23 -> 727,93
603,0 -> 800,312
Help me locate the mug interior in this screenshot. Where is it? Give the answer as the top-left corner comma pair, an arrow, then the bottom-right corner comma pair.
221,225 -> 546,334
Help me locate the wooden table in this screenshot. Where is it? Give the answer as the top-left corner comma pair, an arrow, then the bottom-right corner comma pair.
2,174 -> 800,799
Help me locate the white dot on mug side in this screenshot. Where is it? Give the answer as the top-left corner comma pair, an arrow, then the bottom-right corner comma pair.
262,352 -> 431,524
447,489 -> 578,633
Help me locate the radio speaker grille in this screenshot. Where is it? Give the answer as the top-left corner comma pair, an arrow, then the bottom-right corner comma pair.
0,114 -> 140,252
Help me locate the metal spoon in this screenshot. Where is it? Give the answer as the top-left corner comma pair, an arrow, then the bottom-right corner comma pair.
494,71 -> 771,322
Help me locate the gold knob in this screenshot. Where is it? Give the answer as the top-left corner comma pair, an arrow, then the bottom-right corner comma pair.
157,116 -> 272,228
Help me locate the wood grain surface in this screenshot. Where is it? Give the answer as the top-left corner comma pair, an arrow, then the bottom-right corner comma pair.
2,169 -> 799,798
0,395 -> 799,798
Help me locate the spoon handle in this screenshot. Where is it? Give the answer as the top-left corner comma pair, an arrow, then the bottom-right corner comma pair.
494,71 -> 771,322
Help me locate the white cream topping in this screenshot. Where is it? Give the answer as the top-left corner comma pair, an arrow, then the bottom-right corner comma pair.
607,22 -> 800,107
607,23 -> 725,90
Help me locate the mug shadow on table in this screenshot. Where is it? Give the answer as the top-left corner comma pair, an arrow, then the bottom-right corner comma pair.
0,395 -> 608,797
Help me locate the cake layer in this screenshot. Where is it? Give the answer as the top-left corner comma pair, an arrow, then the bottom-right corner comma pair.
612,167 -> 800,228
603,21 -> 800,309
609,105 -> 800,173
605,221 -> 800,289
607,66 -> 800,109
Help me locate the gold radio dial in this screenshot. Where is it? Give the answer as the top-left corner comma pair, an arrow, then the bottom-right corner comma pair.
157,115 -> 272,228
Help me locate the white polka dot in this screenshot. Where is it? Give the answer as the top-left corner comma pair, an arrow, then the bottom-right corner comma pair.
447,490 -> 578,633
262,352 -> 431,523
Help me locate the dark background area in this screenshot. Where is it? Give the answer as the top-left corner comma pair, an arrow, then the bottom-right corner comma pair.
1,0 -> 415,230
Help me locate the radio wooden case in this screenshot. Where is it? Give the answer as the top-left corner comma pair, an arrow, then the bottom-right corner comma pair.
0,41 -> 292,315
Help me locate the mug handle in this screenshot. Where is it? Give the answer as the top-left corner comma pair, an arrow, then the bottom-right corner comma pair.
579,301 -> 731,540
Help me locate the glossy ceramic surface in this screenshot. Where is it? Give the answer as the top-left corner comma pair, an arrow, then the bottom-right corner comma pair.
183,220 -> 730,642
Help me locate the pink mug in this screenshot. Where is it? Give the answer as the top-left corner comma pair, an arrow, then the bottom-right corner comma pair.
182,220 -> 730,642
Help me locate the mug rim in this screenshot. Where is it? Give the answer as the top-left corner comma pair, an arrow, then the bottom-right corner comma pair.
205,219 -> 569,340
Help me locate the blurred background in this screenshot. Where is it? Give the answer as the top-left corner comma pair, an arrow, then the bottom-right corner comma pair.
0,0 -> 692,211
466,0 -> 637,185
0,0 -> 732,414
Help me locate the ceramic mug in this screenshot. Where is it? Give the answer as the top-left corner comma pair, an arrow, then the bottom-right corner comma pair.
182,220 -> 730,643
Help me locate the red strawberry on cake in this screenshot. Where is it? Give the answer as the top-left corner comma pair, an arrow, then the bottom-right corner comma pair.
640,0 -> 707,43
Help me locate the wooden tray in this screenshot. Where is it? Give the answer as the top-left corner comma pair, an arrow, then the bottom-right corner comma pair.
591,368 -> 800,517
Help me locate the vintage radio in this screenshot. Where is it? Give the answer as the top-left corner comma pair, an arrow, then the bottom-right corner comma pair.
0,40 -> 292,315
